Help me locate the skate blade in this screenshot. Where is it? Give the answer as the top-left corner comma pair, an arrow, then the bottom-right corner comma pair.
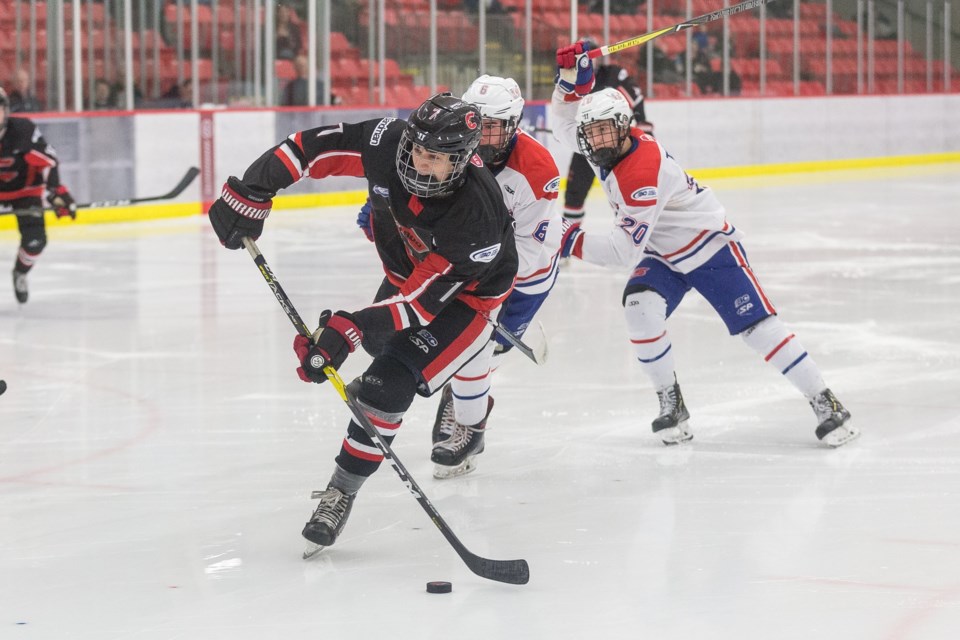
303,541 -> 326,560
659,422 -> 693,446
822,424 -> 860,448
433,457 -> 479,479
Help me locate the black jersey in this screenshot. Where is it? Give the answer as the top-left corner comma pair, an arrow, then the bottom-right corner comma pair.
594,64 -> 647,124
0,117 -> 63,209
239,117 -> 518,338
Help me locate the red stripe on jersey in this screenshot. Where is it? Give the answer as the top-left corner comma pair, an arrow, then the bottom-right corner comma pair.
342,439 -> 383,462
388,303 -> 405,331
293,131 -> 304,153
662,229 -> 709,259
423,312 -> 488,381
24,150 -> 56,168
410,297 -> 436,324
728,242 -> 776,313
571,233 -> 585,259
399,253 -> 453,298
0,186 -> 44,200
307,152 -> 364,179
765,334 -> 796,362
274,148 -> 301,181
630,331 -> 666,345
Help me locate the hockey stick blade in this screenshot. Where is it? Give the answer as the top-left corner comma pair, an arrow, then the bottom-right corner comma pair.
587,0 -> 775,59
486,316 -> 546,365
242,236 -> 530,585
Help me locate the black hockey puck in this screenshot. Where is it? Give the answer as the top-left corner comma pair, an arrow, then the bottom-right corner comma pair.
426,581 -> 452,594
0,380 -> 6,396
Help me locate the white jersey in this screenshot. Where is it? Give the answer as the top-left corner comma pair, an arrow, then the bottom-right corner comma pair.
550,90 -> 744,273
493,129 -> 563,294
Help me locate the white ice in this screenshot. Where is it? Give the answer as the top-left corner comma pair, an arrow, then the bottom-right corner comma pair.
2,164 -> 960,639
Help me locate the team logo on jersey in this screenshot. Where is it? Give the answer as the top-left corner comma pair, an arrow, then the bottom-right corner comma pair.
465,111 -> 479,130
469,243 -> 501,263
544,177 -> 561,193
370,117 -> 396,146
373,185 -> 390,197
630,187 -> 658,202
470,154 -> 484,167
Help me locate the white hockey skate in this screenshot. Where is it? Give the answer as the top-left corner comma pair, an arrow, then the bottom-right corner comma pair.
302,486 -> 355,560
12,270 -> 28,304
811,388 -> 859,447
652,379 -> 693,445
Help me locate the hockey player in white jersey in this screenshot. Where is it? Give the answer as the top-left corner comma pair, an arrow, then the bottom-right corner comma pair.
551,41 -> 857,447
429,74 -> 564,477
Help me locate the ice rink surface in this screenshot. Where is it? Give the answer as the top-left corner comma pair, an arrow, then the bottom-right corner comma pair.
2,163 -> 959,639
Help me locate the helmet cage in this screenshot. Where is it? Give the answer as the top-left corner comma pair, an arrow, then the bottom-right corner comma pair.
576,118 -> 630,171
477,115 -> 519,165
396,128 -> 476,198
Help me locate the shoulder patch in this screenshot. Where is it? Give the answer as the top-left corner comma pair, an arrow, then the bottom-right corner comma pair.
469,243 -> 501,263
544,177 -> 560,193
470,154 -> 484,168
630,187 -> 658,202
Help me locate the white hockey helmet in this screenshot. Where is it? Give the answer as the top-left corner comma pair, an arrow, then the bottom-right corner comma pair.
575,87 -> 633,170
462,74 -> 524,165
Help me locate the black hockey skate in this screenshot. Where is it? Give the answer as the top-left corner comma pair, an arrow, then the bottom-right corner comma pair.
302,486 -> 356,559
811,388 -> 858,447
652,378 -> 692,445
12,270 -> 28,304
431,392 -> 493,479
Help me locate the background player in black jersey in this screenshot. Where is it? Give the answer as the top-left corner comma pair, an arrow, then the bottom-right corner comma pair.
0,88 -> 77,303
207,94 -> 518,556
562,37 -> 653,225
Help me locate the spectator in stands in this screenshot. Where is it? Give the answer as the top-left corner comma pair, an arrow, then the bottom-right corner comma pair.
8,69 -> 41,113
276,3 -> 303,60
282,54 -> 339,106
464,0 -> 506,14
161,79 -> 193,108
877,13 -> 896,40
93,79 -> 116,110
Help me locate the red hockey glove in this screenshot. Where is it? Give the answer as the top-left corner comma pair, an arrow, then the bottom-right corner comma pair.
559,219 -> 585,259
555,41 -> 595,98
50,186 -> 77,220
208,176 -> 274,250
293,310 -> 363,383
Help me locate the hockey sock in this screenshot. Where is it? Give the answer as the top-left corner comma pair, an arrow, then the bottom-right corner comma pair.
562,206 -> 585,222
329,464 -> 366,495
451,340 -> 497,426
15,248 -> 39,274
624,291 -> 677,390
740,316 -> 827,399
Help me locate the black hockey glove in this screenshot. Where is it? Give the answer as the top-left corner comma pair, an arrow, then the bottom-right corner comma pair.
49,186 -> 77,220
208,176 -> 274,250
293,310 -> 363,383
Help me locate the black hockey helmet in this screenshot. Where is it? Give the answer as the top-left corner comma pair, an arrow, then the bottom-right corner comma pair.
396,93 -> 482,198
0,88 -> 9,138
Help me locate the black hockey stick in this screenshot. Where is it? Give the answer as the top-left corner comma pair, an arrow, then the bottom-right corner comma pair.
588,0 -> 775,59
484,315 -> 548,365
241,236 -> 530,585
1,167 -> 200,216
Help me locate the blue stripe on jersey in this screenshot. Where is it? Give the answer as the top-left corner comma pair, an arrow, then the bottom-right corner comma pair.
781,352 -> 808,375
671,226 -> 739,266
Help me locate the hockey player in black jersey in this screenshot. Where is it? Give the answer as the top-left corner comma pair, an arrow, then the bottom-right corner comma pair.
0,88 -> 77,303
207,94 -> 518,555
562,38 -> 653,224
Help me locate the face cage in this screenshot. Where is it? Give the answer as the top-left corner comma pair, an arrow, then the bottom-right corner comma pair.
476,117 -> 518,166
395,129 -> 471,198
576,120 -> 629,171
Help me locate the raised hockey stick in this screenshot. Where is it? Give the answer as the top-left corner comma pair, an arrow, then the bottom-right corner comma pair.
485,316 -> 548,365
587,0 -> 775,60
1,167 -> 200,216
241,236 -> 531,585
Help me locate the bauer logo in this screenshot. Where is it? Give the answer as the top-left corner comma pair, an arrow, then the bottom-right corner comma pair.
470,243 -> 501,263
544,177 -> 561,193
630,187 -> 658,202
370,117 -> 396,146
